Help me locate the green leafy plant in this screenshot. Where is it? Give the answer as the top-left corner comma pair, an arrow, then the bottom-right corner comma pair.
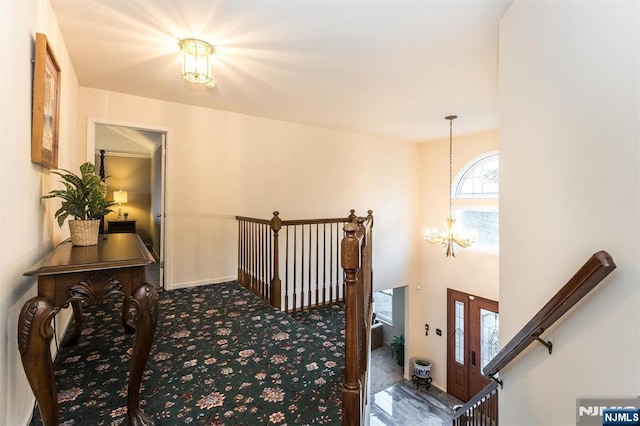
42,162 -> 115,226
416,359 -> 431,366
390,334 -> 405,365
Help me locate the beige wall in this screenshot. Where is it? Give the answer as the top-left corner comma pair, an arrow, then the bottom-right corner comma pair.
408,129 -> 499,390
499,2 -> 639,424
0,0 -> 81,424
94,154 -> 153,245
78,87 -> 420,291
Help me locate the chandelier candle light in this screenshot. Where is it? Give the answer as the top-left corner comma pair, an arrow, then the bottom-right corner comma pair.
425,115 -> 476,257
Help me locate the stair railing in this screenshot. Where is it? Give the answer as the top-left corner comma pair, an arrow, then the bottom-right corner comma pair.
452,250 -> 616,426
341,211 -> 374,426
451,381 -> 499,426
236,210 -> 359,312
237,210 -> 374,425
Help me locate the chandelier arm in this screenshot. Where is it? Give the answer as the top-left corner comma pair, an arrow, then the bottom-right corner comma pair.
453,237 -> 472,248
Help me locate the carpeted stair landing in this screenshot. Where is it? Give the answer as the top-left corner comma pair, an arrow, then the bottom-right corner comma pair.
30,281 -> 345,425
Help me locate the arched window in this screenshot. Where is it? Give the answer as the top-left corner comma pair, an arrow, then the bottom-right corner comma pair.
453,151 -> 499,253
453,151 -> 499,198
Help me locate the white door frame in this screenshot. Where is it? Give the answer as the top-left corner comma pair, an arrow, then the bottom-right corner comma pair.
87,117 -> 172,289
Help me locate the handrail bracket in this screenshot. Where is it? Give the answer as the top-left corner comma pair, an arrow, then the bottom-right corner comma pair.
534,336 -> 553,354
492,376 -> 503,389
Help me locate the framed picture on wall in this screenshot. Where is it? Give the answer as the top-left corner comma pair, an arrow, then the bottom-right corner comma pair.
31,32 -> 61,169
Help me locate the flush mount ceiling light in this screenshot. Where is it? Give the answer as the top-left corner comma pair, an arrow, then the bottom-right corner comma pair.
425,115 -> 476,257
179,38 -> 215,84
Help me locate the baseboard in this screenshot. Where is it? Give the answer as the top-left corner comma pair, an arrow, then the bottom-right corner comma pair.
170,275 -> 237,290
21,407 -> 35,426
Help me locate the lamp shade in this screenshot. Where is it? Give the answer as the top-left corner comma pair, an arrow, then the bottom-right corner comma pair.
179,38 -> 214,84
113,190 -> 128,204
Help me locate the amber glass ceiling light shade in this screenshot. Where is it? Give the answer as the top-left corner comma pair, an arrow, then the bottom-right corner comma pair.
425,115 -> 476,257
179,38 -> 214,84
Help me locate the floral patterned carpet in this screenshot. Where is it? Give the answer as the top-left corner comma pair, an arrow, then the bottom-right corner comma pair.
30,282 -> 345,425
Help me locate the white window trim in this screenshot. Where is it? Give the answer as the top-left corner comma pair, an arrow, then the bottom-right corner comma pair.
376,314 -> 393,326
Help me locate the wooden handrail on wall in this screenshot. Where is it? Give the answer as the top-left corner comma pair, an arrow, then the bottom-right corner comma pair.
451,251 -> 616,426
483,250 -> 616,379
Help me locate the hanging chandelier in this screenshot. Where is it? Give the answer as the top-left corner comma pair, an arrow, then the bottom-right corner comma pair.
425,115 -> 475,257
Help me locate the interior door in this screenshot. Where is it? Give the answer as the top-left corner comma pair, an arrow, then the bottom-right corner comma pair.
90,119 -> 168,290
157,133 -> 166,288
447,289 -> 499,402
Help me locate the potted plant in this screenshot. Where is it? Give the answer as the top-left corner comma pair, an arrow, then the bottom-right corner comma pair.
389,334 -> 405,366
42,162 -> 115,246
413,358 -> 432,378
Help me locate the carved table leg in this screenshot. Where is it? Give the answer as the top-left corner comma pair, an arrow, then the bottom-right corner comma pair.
61,299 -> 83,347
18,297 -> 60,426
127,283 -> 158,426
122,293 -> 135,334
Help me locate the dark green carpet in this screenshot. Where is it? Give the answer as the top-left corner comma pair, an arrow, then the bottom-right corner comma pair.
30,281 -> 345,425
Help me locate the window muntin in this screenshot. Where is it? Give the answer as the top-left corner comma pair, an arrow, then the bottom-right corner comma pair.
453,152 -> 499,199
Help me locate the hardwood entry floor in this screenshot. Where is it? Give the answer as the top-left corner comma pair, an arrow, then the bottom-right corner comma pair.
370,379 -> 462,426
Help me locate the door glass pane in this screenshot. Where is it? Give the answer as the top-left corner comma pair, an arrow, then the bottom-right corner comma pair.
455,301 -> 465,364
480,308 -> 499,371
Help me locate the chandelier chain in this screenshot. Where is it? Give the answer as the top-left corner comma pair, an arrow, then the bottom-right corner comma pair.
448,116 -> 453,218
425,114 -> 474,257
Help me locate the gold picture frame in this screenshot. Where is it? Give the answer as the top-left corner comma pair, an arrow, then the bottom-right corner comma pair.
31,33 -> 61,169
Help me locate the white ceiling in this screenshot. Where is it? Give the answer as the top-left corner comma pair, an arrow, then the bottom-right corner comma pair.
96,124 -> 162,157
51,0 -> 512,142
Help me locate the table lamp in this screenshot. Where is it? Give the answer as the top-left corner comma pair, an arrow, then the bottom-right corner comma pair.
113,190 -> 128,220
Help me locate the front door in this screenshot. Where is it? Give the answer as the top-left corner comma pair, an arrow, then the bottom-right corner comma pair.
447,289 -> 499,402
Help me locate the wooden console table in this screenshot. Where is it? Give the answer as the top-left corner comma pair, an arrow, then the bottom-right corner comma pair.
21,233 -> 158,425
108,219 -> 137,234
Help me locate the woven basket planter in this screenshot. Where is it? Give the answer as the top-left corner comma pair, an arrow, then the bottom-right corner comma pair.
69,219 -> 100,246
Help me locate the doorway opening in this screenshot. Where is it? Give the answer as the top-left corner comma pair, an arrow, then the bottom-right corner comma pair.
370,286 -> 406,394
447,288 -> 499,402
87,118 -> 169,289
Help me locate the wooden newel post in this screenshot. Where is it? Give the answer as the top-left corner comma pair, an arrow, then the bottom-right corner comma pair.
355,216 -> 367,377
341,222 -> 361,426
270,211 -> 282,309
348,209 -> 357,223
